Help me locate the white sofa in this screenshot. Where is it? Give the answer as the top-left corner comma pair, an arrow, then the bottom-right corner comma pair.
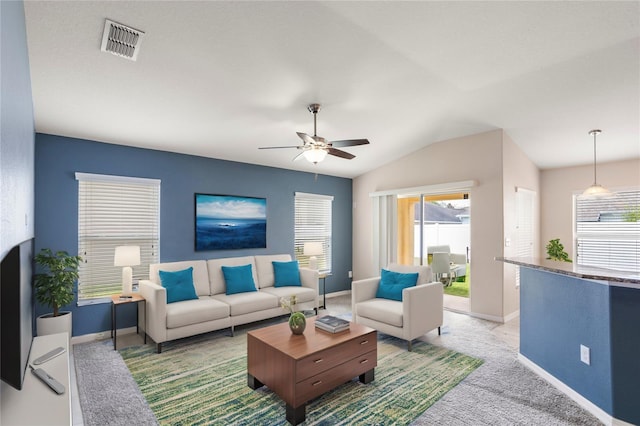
139,254 -> 319,352
352,264 -> 443,351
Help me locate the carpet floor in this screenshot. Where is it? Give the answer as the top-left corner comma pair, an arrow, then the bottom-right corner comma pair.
118,329 -> 482,425
73,295 -> 603,425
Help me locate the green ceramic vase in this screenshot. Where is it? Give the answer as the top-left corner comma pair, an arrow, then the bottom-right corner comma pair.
289,312 -> 306,335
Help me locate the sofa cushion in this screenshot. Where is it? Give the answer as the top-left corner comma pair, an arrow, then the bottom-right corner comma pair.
376,269 -> 418,301
212,291 -> 278,316
150,260 -> 210,296
272,261 -> 302,287
260,286 -> 316,304
222,264 -> 257,295
254,254 -> 292,288
387,263 -> 433,284
165,297 -> 230,329
207,256 -> 257,295
159,267 -> 199,304
356,298 -> 403,327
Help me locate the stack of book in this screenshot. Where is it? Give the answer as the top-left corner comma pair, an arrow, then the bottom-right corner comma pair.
315,315 -> 350,333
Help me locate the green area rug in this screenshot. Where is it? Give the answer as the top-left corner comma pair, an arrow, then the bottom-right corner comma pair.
120,329 -> 483,425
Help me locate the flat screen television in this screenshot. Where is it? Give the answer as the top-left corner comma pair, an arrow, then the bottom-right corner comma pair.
0,239 -> 34,390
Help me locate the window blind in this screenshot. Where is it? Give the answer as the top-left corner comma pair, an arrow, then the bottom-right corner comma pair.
294,192 -> 333,273
576,189 -> 640,273
76,173 -> 160,304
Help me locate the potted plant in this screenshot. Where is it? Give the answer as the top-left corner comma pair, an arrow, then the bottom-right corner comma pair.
281,294 -> 306,335
546,239 -> 572,263
33,248 -> 82,338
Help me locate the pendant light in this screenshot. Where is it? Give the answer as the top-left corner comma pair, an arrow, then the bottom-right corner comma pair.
581,129 -> 611,198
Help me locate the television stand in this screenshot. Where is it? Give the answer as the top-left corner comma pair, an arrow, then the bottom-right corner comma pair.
1,332 -> 71,425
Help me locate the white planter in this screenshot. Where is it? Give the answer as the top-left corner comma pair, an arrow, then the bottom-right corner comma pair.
36,311 -> 72,340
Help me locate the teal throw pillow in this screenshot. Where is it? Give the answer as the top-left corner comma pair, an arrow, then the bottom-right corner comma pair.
222,264 -> 257,295
273,261 -> 302,287
159,267 -> 199,304
376,269 -> 419,301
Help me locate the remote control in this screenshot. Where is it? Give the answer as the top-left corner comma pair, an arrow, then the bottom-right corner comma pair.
30,366 -> 65,395
33,346 -> 66,365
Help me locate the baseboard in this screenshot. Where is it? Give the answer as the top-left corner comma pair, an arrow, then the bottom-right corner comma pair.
518,353 -> 631,426
71,326 -> 137,345
503,309 -> 520,323
325,290 -> 351,299
467,311 -> 504,323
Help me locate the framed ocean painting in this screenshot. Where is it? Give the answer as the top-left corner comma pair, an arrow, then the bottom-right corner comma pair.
195,194 -> 267,251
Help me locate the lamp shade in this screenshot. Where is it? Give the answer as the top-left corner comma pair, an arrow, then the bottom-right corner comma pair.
114,245 -> 141,266
303,148 -> 328,164
303,242 -> 323,256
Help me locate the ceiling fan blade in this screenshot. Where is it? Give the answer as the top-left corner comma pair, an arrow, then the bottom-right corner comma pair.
292,151 -> 306,162
327,147 -> 355,160
297,132 -> 316,145
258,145 -> 301,150
329,138 -> 370,148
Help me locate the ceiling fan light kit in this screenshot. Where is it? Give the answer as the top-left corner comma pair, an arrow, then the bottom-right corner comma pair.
258,103 -> 370,164
581,129 -> 612,198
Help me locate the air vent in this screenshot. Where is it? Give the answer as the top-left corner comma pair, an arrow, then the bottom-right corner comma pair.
100,19 -> 145,61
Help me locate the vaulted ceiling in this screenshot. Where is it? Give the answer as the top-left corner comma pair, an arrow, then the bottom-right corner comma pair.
24,1 -> 640,178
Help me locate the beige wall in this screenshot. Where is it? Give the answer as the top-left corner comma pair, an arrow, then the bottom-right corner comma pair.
353,129 -> 512,321
540,158 -> 640,260
502,132 -> 540,318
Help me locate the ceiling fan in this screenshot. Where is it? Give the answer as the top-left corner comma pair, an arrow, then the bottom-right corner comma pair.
259,103 -> 370,164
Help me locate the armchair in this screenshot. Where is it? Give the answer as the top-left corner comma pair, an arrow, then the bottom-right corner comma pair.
351,264 -> 443,351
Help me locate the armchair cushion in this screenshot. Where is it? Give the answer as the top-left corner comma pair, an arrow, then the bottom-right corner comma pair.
272,261 -> 302,287
222,264 -> 257,295
159,267 -> 199,304
375,269 -> 418,301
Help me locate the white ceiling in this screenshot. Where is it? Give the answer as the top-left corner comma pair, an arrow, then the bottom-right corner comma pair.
23,1 -> 640,179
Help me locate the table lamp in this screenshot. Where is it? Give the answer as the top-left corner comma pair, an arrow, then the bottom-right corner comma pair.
303,242 -> 323,270
114,245 -> 140,296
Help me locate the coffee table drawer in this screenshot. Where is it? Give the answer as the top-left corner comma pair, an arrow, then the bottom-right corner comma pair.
294,349 -> 377,405
296,331 -> 376,381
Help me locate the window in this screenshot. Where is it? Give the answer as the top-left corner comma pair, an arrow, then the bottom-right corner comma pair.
575,189 -> 640,273
294,192 -> 333,273
76,173 -> 160,304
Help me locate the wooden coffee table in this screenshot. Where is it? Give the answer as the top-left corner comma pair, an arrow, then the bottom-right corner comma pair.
247,317 -> 377,425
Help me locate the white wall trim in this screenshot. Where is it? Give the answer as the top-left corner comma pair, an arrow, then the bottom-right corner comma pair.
71,326 -> 137,345
504,309 -> 520,323
467,311 -> 505,323
326,289 -> 351,299
369,180 -> 476,197
518,353 -> 631,426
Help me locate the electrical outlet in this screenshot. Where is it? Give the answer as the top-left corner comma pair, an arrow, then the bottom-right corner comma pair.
348,270 -> 353,279
580,344 -> 590,365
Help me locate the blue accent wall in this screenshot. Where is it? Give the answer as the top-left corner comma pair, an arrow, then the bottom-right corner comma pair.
35,134 -> 353,336
520,267 -> 640,424
609,286 -> 640,424
520,268 -> 612,412
1,0 -> 35,259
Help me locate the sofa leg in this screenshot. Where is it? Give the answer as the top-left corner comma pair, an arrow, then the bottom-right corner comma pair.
156,343 -> 162,354
230,325 -> 235,337
314,308 -> 318,315
438,326 -> 441,336
407,340 -> 413,352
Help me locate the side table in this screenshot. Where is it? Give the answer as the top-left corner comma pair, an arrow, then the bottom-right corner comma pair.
319,273 -> 331,309
110,293 -> 146,350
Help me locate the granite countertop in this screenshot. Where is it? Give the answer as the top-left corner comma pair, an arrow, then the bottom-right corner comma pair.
496,257 -> 640,285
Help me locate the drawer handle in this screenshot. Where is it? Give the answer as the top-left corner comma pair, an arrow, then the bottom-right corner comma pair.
360,359 -> 369,364
314,359 -> 323,364
360,340 -> 369,345
312,380 -> 323,386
